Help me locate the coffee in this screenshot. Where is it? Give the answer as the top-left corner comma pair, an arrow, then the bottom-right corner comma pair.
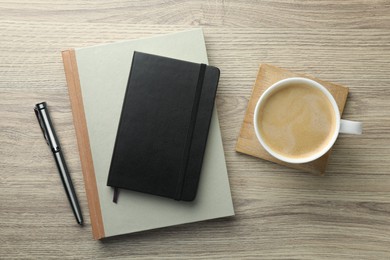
257,83 -> 336,159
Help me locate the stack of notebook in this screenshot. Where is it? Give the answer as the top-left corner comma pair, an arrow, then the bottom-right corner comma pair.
62,29 -> 234,239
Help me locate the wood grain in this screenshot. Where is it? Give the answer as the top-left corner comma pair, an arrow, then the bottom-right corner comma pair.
1,1 -> 390,259
1,1 -> 390,29
236,64 -> 349,174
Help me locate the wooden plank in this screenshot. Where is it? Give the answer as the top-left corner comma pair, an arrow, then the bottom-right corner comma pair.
0,1 -> 390,29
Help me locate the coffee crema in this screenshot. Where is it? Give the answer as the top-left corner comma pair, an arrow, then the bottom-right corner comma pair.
257,83 -> 336,159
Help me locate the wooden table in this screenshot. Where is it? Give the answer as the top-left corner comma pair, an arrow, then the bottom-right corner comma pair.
1,1 -> 390,259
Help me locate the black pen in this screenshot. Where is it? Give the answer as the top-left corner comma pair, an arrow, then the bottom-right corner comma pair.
34,102 -> 83,225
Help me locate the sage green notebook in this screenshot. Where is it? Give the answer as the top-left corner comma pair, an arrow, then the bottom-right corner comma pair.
62,29 -> 234,239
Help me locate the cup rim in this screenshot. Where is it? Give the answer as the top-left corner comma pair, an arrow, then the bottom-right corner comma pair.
253,77 -> 341,164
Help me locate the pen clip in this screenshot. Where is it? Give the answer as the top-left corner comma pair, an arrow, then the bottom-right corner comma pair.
34,107 -> 50,146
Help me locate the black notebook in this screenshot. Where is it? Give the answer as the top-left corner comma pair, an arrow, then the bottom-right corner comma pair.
107,52 -> 220,201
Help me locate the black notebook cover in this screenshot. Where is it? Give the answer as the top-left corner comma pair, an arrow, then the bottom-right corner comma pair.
107,52 -> 220,201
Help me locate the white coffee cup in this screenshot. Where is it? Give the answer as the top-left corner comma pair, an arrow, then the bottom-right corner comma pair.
253,77 -> 362,164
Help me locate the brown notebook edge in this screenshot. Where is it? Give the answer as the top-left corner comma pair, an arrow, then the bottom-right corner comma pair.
62,49 -> 105,239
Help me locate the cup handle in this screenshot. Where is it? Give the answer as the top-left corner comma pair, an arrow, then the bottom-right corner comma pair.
339,119 -> 363,134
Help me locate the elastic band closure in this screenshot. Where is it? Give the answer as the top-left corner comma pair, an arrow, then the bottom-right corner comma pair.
175,64 -> 207,200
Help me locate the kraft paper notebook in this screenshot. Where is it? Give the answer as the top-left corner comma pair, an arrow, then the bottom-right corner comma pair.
107,52 -> 220,202
62,29 -> 234,239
